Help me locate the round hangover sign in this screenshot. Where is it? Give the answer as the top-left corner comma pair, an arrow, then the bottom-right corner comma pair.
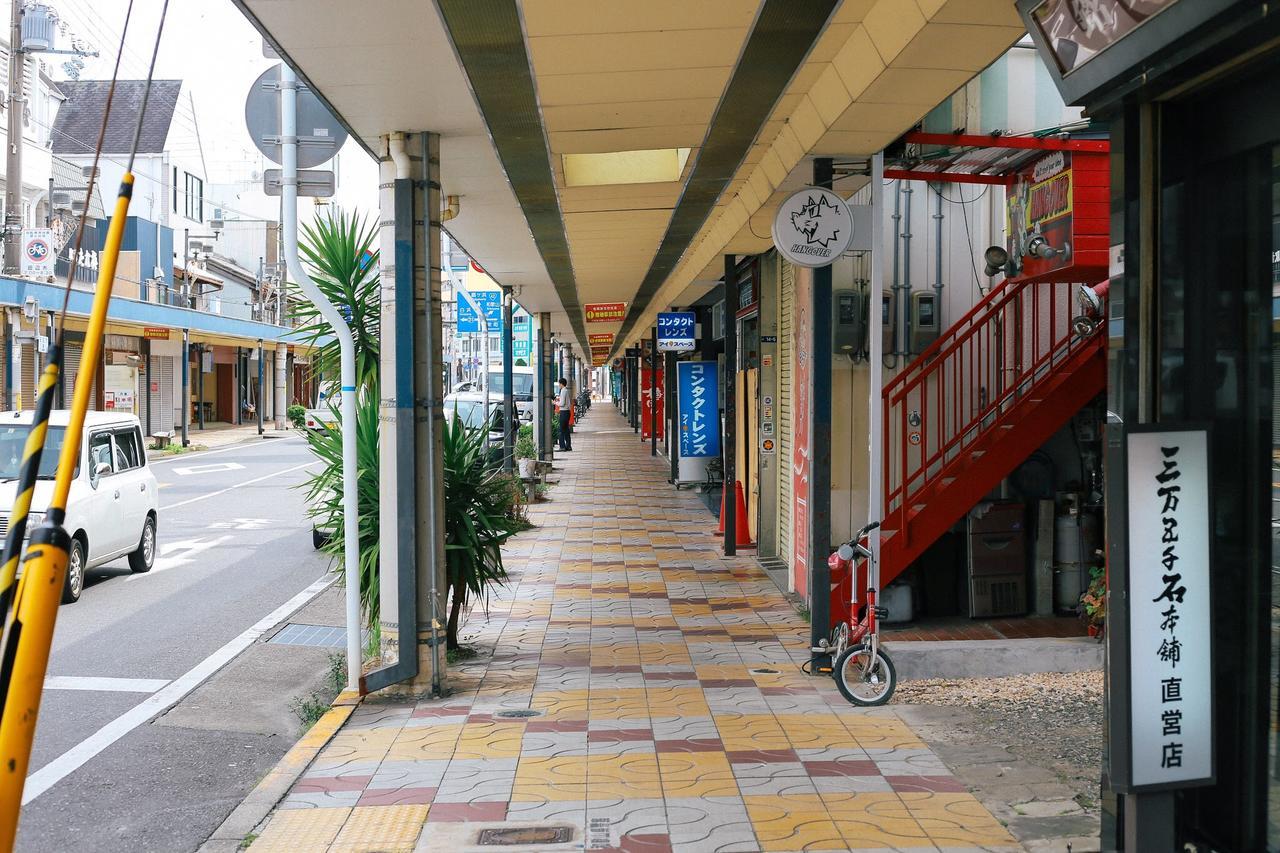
25,238 -> 49,262
771,186 -> 856,268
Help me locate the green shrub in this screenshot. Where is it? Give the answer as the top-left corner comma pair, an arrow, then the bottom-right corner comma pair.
287,404 -> 306,429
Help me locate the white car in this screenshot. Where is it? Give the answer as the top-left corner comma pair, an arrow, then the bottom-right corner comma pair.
0,411 -> 159,603
305,392 -> 340,431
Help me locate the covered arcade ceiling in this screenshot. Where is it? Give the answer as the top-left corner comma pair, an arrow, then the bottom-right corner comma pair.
232,0 -> 1023,356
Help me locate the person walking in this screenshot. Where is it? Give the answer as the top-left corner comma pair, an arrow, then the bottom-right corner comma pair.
557,377 -> 573,452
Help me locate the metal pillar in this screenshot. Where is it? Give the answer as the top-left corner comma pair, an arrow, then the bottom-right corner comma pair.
665,349 -> 677,483
144,339 -> 153,436
501,287 -> 514,473
257,340 -> 265,435
723,255 -> 737,556
808,157 -> 834,668
274,342 -> 287,429
630,354 -> 639,432
3,1 -> 22,276
181,329 -> 190,446
196,345 -> 205,430
534,314 -> 548,460
650,326 -> 658,456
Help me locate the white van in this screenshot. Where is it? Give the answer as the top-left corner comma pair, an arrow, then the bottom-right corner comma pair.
0,411 -> 159,603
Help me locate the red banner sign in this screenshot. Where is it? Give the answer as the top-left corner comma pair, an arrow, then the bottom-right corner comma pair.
142,327 -> 170,340
588,333 -> 614,346
1006,148 -> 1108,284
585,303 -> 626,323
640,366 -> 664,442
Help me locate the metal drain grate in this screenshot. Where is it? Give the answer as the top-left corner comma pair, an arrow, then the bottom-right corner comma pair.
476,826 -> 572,845
494,708 -> 543,719
268,624 -> 352,649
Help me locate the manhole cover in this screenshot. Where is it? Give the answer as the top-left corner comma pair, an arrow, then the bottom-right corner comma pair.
750,668 -> 779,674
476,826 -> 572,845
494,708 -> 543,718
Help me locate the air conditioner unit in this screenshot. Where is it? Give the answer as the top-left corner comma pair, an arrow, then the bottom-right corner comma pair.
70,199 -> 85,213
81,165 -> 99,179
969,574 -> 1026,618
51,191 -> 71,207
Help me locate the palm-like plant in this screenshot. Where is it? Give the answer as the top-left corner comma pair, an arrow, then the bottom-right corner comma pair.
291,211 -> 381,387
442,413 -> 520,650
293,209 -> 381,644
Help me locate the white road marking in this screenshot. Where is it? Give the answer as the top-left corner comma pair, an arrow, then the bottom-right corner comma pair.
148,434 -> 303,466
172,462 -> 245,476
44,676 -> 169,693
162,461 -> 316,511
207,518 -> 271,531
23,573 -> 336,804
125,535 -> 232,582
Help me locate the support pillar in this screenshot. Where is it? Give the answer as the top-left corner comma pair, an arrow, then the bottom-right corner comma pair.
501,287 -> 514,473
182,330 -> 191,445
723,256 -> 737,556
808,157 -> 834,667
368,131 -> 447,695
535,314 -> 551,461
665,349 -> 677,483
196,345 -> 205,430
257,340 -> 265,435
144,339 -> 153,436
650,326 -> 657,456
274,341 -> 287,430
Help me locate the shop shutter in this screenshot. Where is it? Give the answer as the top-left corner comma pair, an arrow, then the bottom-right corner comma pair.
62,344 -> 99,411
148,356 -> 175,434
777,259 -> 795,569
20,344 -> 35,411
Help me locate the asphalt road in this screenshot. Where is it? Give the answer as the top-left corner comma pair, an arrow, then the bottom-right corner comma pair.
14,433 -> 334,853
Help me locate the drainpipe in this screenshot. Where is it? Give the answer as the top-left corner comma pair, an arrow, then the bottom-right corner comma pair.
901,183 -> 913,356
388,132 -> 411,178
181,329 -> 190,445
933,184 -> 944,323
281,63 -> 362,692
887,182 -> 901,368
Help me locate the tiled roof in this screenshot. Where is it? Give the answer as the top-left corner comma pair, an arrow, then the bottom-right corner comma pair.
51,79 -> 182,156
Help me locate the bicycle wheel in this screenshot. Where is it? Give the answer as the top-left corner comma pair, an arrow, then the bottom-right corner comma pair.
834,644 -> 896,706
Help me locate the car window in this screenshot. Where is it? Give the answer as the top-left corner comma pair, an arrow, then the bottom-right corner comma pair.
88,432 -> 113,477
113,429 -> 142,471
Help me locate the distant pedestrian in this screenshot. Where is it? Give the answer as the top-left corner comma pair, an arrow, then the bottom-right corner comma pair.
557,377 -> 573,452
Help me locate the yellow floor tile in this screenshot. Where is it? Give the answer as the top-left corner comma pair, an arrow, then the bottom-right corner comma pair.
383,724 -> 464,761
330,804 -> 429,851
744,794 -> 844,852
248,807 -> 350,852
453,722 -> 525,758
901,792 -> 1018,846
657,751 -> 740,797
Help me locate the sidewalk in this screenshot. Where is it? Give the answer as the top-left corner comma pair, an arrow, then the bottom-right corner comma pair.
240,407 -> 1020,853
151,421 -> 299,455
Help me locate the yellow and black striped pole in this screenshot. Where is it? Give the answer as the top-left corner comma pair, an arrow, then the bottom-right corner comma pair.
0,174 -> 134,850
0,345 -> 62,630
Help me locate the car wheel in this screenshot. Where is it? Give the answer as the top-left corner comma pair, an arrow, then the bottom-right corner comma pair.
61,537 -> 85,604
129,516 -> 156,573
312,527 -> 332,550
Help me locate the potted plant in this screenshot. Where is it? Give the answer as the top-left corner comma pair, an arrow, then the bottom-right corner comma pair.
1079,565 -> 1106,639
515,426 -> 538,478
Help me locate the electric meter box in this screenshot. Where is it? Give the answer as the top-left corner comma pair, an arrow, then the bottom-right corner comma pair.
909,292 -> 940,354
881,289 -> 896,354
832,288 -> 865,356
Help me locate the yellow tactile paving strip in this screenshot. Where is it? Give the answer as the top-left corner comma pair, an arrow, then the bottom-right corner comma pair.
248,408 -> 1020,853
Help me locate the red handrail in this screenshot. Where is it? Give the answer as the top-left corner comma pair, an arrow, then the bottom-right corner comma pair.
882,277 -> 1103,545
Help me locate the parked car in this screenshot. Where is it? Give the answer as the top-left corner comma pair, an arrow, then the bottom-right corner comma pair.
305,391 -> 341,431
0,411 -> 159,603
487,366 -> 535,423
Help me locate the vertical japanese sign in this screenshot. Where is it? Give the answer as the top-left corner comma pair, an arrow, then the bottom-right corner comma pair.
640,366 -> 664,441
657,311 -> 696,351
792,268 -> 812,597
1126,428 -> 1213,788
677,361 -> 719,458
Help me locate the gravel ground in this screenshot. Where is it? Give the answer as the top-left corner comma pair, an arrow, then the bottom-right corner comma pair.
895,671 -> 1104,810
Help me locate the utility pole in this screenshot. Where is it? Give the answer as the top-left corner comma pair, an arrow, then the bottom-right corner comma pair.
5,0 -> 23,275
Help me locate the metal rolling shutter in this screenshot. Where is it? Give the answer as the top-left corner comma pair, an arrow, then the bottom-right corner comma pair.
20,344 -> 35,410
62,344 -> 99,411
149,356 -> 175,434
777,259 -> 795,568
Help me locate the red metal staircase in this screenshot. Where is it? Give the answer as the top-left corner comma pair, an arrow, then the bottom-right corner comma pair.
879,276 -> 1105,587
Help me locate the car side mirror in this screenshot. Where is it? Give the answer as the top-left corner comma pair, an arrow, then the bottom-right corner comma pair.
94,461 -> 111,477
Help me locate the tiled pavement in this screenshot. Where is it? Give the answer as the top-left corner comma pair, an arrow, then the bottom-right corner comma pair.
247,408 -> 1020,853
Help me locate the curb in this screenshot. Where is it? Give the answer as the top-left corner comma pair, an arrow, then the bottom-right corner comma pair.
197,689 -> 362,853
890,637 -> 1103,681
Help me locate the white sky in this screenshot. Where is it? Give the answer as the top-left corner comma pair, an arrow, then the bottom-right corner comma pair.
46,0 -> 379,224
